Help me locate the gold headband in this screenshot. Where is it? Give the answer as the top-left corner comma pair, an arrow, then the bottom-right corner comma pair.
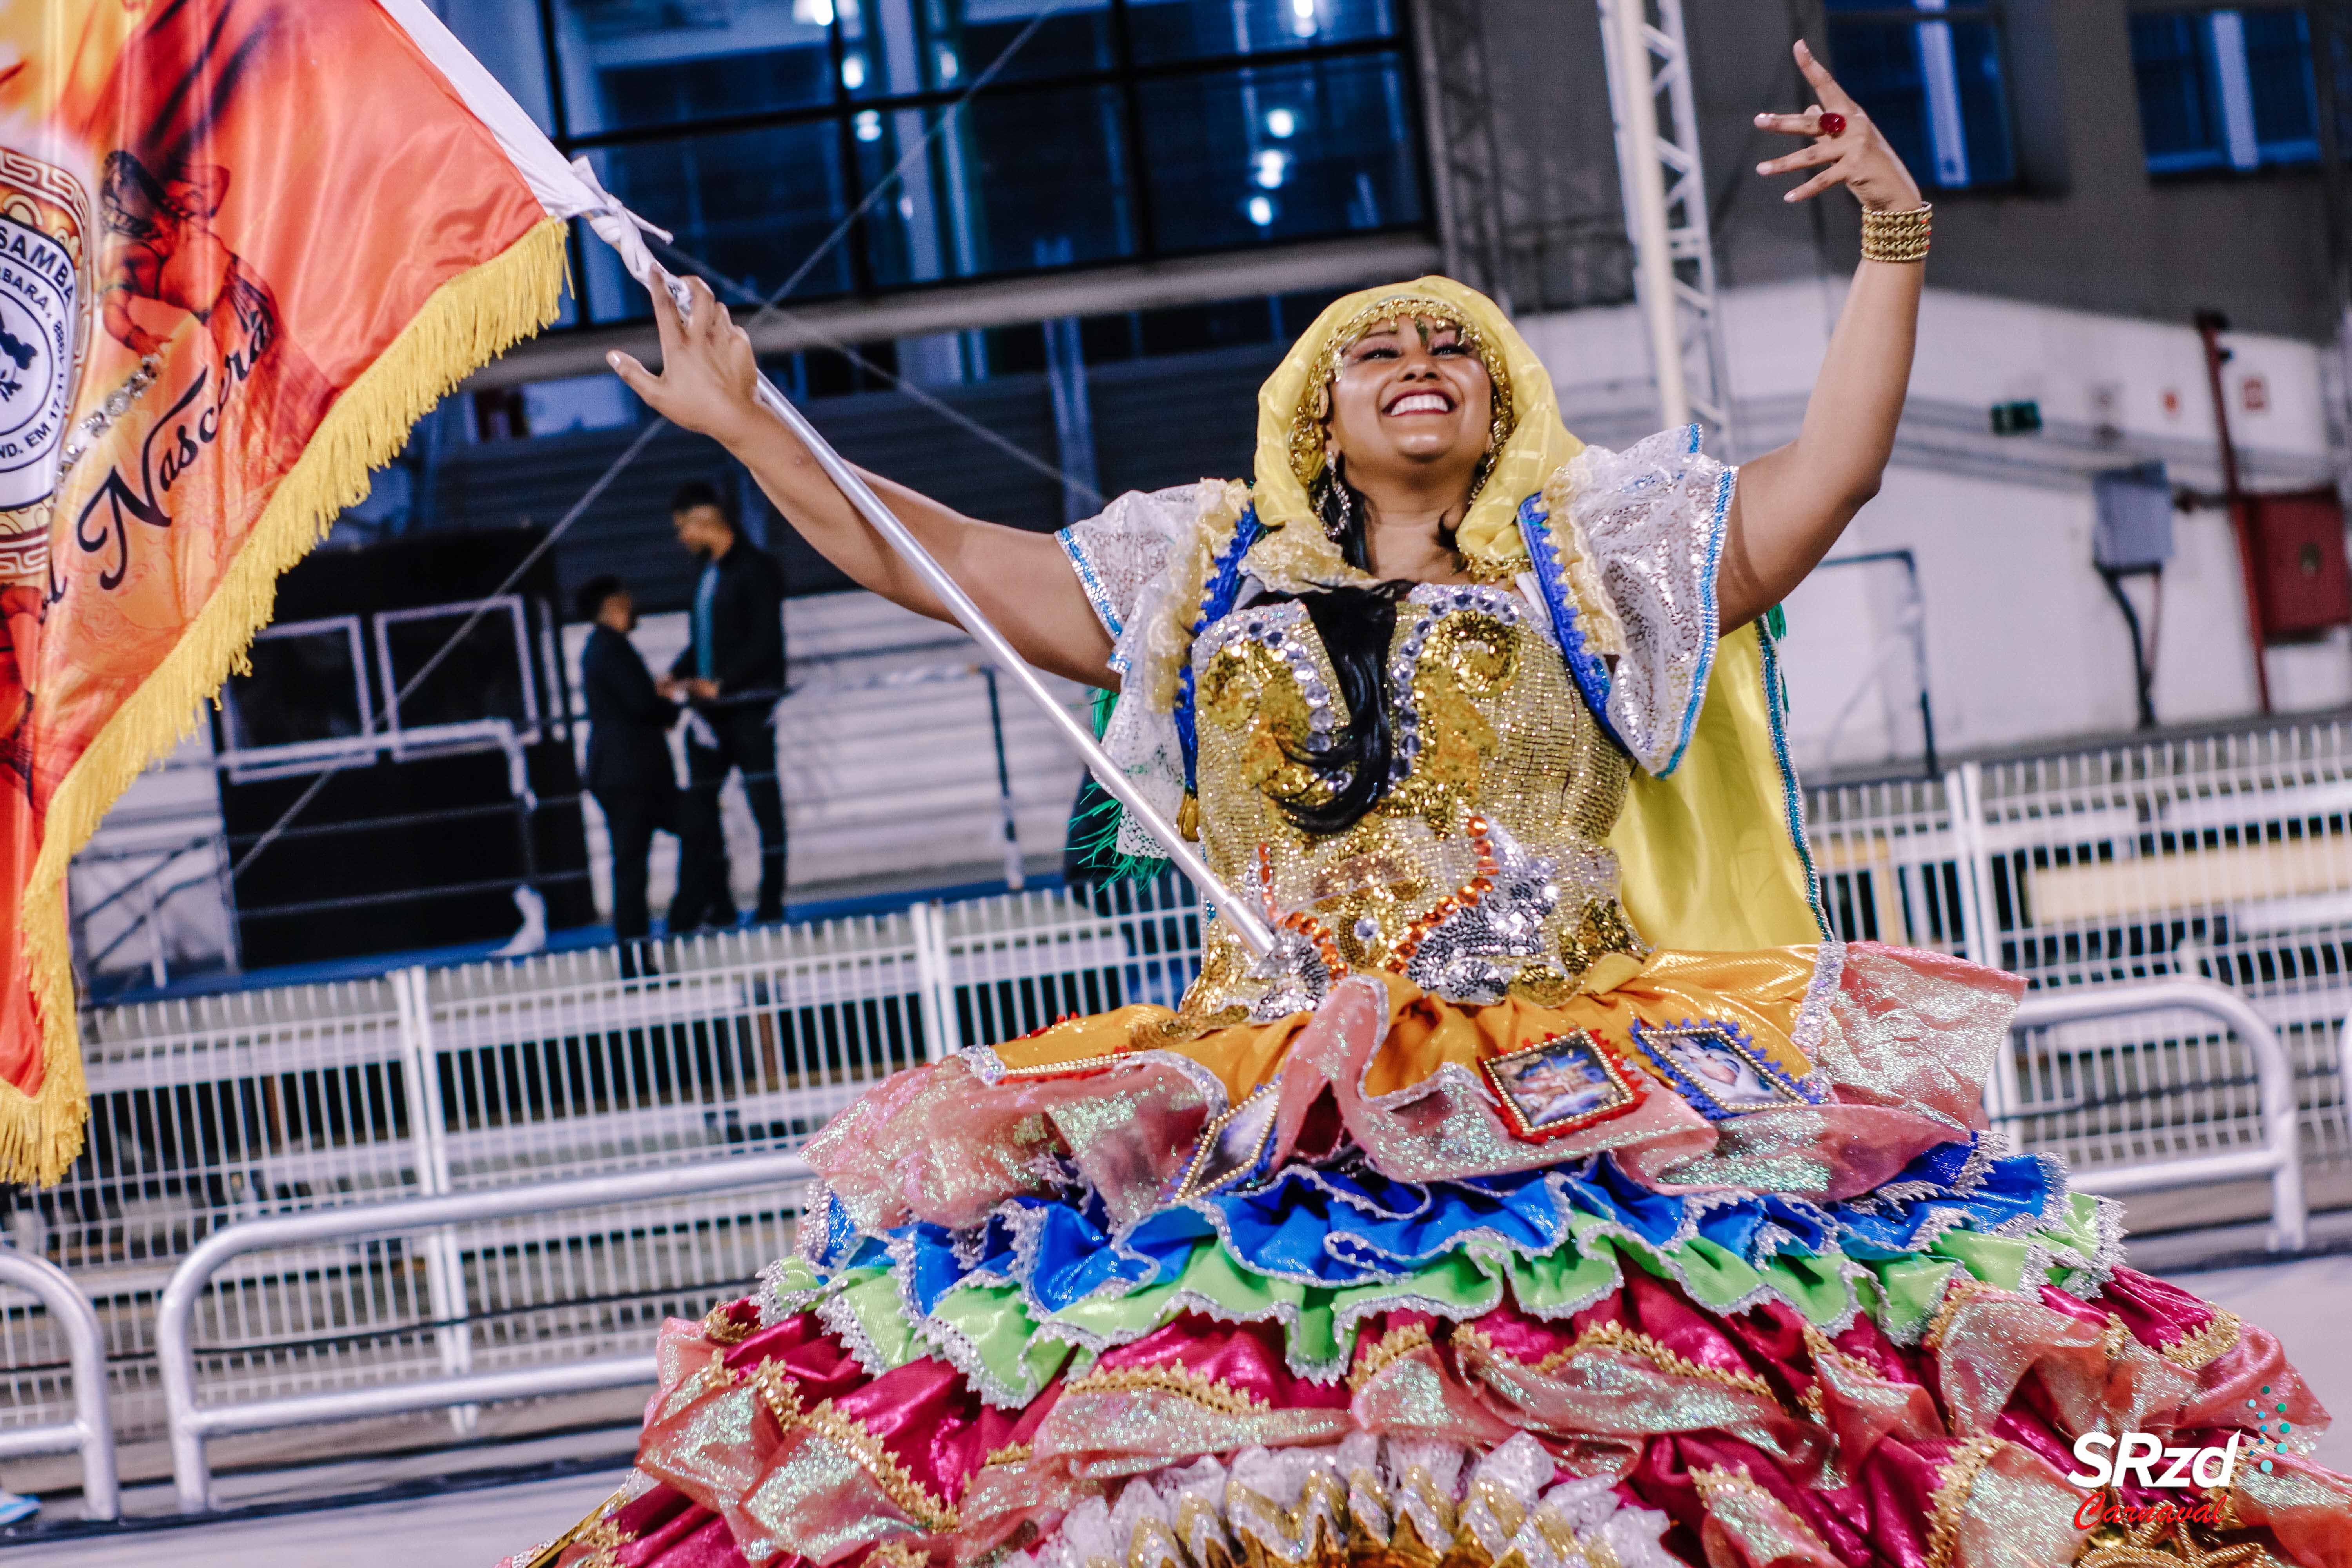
1286,294 -> 1517,491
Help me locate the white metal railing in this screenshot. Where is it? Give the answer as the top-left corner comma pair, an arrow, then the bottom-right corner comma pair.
2009,980 -> 2305,1251
0,1252 -> 118,1519
156,1151 -> 813,1512
13,718 -> 2352,1469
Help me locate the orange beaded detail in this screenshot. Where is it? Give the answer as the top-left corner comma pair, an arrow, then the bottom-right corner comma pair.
1392,815 -> 1501,968
1255,842 -> 1348,978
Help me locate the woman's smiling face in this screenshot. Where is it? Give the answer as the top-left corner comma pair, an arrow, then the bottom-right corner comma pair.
1323,316 -> 1495,492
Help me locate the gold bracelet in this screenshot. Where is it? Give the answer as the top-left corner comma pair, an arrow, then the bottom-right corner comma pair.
1861,203 -> 1933,263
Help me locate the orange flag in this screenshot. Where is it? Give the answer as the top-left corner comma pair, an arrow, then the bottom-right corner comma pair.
0,1 -> 630,1181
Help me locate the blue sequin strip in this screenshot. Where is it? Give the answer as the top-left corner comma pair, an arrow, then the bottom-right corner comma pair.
1514,493 -> 1629,755
1174,508 -> 1263,793
1055,525 -> 1122,639
1758,617 -> 1832,938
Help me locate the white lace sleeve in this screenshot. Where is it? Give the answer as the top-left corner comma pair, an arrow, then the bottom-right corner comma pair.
1561,425 -> 1733,776
1055,486 -> 1202,651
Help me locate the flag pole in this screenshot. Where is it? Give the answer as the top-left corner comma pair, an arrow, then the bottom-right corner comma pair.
739,374 -> 1276,960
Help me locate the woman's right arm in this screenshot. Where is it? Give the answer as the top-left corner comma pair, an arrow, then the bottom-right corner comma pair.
608,275 -> 1118,689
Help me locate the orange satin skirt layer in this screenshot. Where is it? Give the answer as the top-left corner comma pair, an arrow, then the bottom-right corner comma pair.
992,945 -> 1833,1103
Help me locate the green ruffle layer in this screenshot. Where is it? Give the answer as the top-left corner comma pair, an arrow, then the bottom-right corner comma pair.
764,1191 -> 2118,1409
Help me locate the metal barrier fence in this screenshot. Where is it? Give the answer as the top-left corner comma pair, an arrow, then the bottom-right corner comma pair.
156,1151 -> 815,1512
9,721 -> 2352,1473
0,1253 -> 118,1519
0,873 -> 1203,1451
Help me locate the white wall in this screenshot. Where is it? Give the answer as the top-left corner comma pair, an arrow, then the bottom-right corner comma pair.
1525,282 -> 2347,771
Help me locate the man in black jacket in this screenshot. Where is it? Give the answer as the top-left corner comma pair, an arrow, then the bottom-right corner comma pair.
660,479 -> 789,927
577,575 -> 685,944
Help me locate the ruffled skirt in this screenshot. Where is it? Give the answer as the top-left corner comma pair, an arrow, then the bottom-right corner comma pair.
502,942 -> 2352,1568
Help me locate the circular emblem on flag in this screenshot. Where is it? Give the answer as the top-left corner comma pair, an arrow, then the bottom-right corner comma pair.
0,211 -> 76,509
0,147 -> 92,586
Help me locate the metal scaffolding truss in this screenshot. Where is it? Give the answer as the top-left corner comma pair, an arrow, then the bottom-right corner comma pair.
1595,0 -> 1738,450
1409,0 -> 1513,309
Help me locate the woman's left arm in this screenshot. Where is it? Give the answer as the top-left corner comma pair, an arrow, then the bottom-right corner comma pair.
1717,40 -> 1928,633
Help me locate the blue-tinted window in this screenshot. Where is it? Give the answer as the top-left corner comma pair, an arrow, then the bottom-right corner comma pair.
1824,2 -> 2016,189
839,0 -> 1116,96
857,87 -> 1136,284
578,122 -> 855,321
432,0 -> 1417,326
2131,8 -> 2319,174
1126,0 -> 1398,64
550,0 -> 838,134
1136,57 -> 1421,249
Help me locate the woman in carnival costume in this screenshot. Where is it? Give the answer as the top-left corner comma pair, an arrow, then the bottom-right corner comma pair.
513,43 -> 2351,1568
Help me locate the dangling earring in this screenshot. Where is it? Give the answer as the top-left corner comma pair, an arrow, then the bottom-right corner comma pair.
1324,457 -> 1354,545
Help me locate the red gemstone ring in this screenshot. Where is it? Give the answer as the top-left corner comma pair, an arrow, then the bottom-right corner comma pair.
1818,111 -> 1848,137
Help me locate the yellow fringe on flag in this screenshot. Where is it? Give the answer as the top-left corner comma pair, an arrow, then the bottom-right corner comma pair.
1,216 -> 573,1185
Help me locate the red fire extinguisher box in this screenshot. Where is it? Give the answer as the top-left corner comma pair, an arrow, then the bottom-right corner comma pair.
2248,487 -> 2352,639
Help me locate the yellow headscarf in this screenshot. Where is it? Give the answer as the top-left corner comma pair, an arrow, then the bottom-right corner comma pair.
1240,276 -> 1826,953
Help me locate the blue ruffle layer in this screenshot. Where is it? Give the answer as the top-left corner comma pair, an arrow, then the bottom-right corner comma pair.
815,1135 -> 2067,1321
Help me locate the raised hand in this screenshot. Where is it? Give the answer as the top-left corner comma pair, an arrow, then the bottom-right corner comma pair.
607,272 -> 767,446
1753,40 -> 1925,212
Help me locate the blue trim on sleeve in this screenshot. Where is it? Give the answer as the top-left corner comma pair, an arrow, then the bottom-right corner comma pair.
1657,452 -> 1734,777
1515,494 -> 1628,755
1056,525 -> 1122,639
1173,508 -> 1263,793
1757,616 -> 1832,939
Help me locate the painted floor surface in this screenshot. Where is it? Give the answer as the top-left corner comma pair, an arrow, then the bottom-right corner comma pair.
11,1251 -> 2352,1565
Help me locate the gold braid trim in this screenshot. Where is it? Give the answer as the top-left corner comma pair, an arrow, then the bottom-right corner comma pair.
868,1543 -> 931,1568
1348,1321 -> 1436,1392
982,1442 -> 1033,1469
801,1400 -> 960,1533
752,1358 -> 804,1425
1690,1465 -> 1837,1562
2160,1310 -> 2243,1374
567,1519 -> 635,1568
730,1359 -> 956,1534
1923,1436 -> 2005,1568
1457,1321 -> 1780,1405
700,1302 -> 757,1346
1920,1278 -> 2009,1356
1062,1361 -> 1271,1417
2075,1517 -> 2284,1567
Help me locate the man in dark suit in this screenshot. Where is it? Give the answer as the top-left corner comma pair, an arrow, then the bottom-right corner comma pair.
659,479 -> 789,927
577,575 -> 683,944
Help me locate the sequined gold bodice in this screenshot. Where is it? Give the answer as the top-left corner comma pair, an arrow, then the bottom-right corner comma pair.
1179,583 -> 1642,1024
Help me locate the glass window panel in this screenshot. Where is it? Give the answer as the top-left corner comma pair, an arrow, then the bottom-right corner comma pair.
2243,7 -> 2319,160
1949,20 -> 2014,185
1126,0 -> 1397,64
858,86 -> 1134,285
1825,11 -> 2013,189
1826,20 -> 1933,180
2132,13 -> 2225,171
579,122 -> 855,322
838,0 -> 1113,96
1136,55 -> 1422,252
226,621 -> 369,751
552,0 -> 836,134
